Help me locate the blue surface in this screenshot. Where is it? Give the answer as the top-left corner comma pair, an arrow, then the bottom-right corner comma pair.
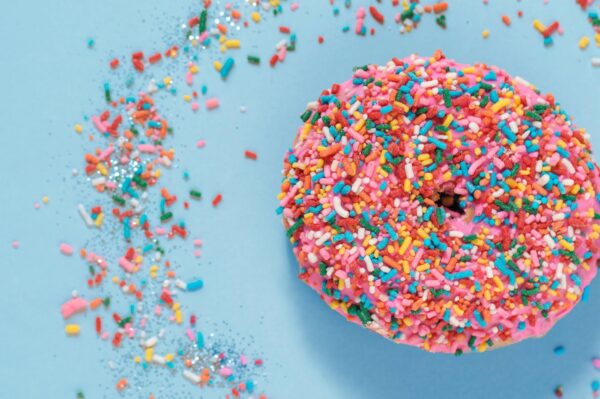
1,1 -> 600,398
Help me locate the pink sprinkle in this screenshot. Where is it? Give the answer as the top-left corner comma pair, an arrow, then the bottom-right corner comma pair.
205,98 -> 220,110
101,331 -> 110,340
593,357 -> 600,370
196,140 -> 206,148
61,297 -> 88,319
185,71 -> 193,86
59,243 -> 74,256
155,227 -> 167,236
34,202 -> 40,209
191,102 -> 199,112
186,328 -> 195,341
198,31 -> 209,43
138,144 -> 158,153
220,366 -> 233,377
194,249 -> 202,258
290,2 -> 299,11
118,257 -> 135,273
155,305 -> 162,316
12,240 -> 19,249
193,239 -> 202,247
240,354 -> 248,366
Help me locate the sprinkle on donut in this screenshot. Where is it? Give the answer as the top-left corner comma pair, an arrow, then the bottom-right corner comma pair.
278,51 -> 600,354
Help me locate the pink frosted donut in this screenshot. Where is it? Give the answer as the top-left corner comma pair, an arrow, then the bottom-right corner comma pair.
278,52 -> 600,354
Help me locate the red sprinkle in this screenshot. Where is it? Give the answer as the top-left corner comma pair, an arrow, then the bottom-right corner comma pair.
369,6 -> 385,24
279,26 -> 291,34
212,194 -> 223,207
318,35 -> 324,44
244,150 -> 257,160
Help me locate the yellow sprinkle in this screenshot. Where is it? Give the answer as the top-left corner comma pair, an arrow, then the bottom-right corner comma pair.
579,36 -> 590,50
533,19 -> 546,33
251,11 -> 261,23
65,324 -> 80,336
399,236 -> 412,255
42,196 -> 49,204
94,212 -> 104,227
353,118 -> 365,132
493,276 -> 504,292
566,292 -> 578,301
74,124 -> 83,133
225,39 -> 241,49
482,29 -> 490,38
491,98 -> 511,113
559,239 -> 575,252
183,94 -> 191,102
146,348 -> 155,362
165,353 -> 175,362
134,356 -> 141,363
442,114 -> 453,127
213,61 -> 222,72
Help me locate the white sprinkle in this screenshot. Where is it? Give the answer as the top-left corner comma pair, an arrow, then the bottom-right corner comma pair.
552,213 -> 565,221
183,370 -> 200,384
537,174 -> 550,186
561,158 -> 575,174
307,252 -> 318,264
348,101 -> 360,115
449,230 -> 464,238
316,232 -> 331,246
544,234 -> 556,248
144,336 -> 158,348
332,196 -> 349,218
91,177 -> 106,186
592,57 -> 600,67
152,355 -> 166,365
421,79 -> 439,89
364,255 -> 374,272
175,279 -> 187,291
351,178 -> 362,193
78,204 -> 93,227
405,161 -> 414,179
492,189 -> 505,198
468,122 -> 480,133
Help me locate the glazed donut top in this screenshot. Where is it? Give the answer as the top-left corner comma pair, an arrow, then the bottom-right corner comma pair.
278,52 -> 600,353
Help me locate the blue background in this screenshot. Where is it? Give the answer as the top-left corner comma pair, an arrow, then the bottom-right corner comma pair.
1,1 -> 599,398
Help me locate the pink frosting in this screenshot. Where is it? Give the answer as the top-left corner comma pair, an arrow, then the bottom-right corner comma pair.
279,53 -> 600,353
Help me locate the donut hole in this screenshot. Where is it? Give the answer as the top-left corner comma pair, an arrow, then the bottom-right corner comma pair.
435,192 -> 465,216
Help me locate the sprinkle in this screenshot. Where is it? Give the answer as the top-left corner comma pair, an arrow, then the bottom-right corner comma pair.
59,243 -> 74,256
212,194 -> 223,207
205,98 -> 220,110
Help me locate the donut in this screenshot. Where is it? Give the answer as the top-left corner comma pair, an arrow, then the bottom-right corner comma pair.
277,51 -> 600,354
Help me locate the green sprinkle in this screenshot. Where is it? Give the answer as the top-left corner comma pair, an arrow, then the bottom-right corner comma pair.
190,190 -> 202,199
112,195 -> 126,206
300,109 -> 312,122
319,262 -> 327,276
160,211 -> 173,222
199,9 -> 207,34
362,143 -> 372,156
287,218 -> 304,238
443,89 -> 452,108
247,55 -> 261,65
